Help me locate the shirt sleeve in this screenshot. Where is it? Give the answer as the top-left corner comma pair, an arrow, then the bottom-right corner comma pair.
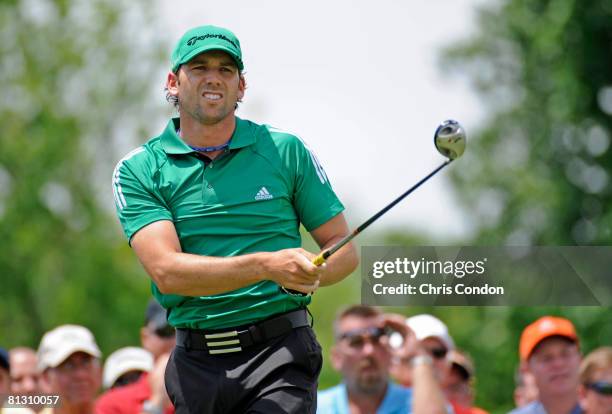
292,138 -> 344,231
112,148 -> 173,243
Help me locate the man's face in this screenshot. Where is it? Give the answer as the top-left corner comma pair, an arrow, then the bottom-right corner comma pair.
167,50 -> 245,126
44,352 -> 101,406
331,316 -> 391,395
527,337 -> 581,397
445,365 -> 472,407
514,370 -> 539,407
140,322 -> 176,360
10,350 -> 40,395
579,368 -> 612,414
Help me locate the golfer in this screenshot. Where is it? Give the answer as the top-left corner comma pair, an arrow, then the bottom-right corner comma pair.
112,25 -> 358,414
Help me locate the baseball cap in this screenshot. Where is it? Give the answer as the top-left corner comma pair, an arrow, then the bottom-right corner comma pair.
406,314 -> 455,351
0,347 -> 9,372
37,325 -> 101,371
519,316 -> 578,361
103,347 -> 153,389
171,25 -> 244,72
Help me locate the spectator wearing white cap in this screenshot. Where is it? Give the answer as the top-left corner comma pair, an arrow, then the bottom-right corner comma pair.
103,348 -> 153,390
391,314 -> 454,387
95,301 -> 174,414
37,325 -> 102,414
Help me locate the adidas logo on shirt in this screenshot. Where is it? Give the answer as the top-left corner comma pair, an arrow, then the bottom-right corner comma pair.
255,187 -> 273,200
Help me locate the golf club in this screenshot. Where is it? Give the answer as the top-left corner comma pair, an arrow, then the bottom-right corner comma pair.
311,119 -> 466,266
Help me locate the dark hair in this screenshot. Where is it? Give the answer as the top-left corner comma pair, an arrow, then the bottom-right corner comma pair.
165,86 -> 179,109
144,299 -> 166,326
0,347 -> 9,372
332,305 -> 382,340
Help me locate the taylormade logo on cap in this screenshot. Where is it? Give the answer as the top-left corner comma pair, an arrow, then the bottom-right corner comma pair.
171,25 -> 244,72
186,33 -> 239,49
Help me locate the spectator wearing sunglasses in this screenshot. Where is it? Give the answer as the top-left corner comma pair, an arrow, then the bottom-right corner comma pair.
509,316 -> 582,414
390,314 -> 454,387
96,300 -> 175,414
578,347 -> 612,414
140,300 -> 176,361
317,305 -> 448,414
444,350 -> 489,414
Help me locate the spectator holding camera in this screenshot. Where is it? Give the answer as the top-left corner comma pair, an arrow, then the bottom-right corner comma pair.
390,314 -> 455,388
317,305 -> 447,414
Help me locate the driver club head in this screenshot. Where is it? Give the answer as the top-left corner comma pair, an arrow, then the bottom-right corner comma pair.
434,120 -> 466,160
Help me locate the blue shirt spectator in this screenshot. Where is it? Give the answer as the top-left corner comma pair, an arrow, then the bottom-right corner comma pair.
318,382 -> 412,414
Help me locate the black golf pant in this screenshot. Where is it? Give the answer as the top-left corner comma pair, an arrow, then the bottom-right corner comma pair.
165,326 -> 322,414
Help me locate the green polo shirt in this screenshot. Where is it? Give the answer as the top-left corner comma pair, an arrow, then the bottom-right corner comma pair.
113,117 -> 344,329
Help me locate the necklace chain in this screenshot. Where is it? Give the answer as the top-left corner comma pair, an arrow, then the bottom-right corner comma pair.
177,128 -> 231,152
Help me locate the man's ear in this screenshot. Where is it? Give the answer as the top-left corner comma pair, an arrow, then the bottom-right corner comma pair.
41,369 -> 51,387
166,71 -> 180,97
577,383 -> 590,413
140,326 -> 149,345
330,344 -> 343,371
520,359 -> 531,374
237,75 -> 246,102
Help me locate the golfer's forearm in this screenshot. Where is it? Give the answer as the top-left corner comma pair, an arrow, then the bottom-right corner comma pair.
412,362 -> 448,414
147,251 -> 267,296
319,241 -> 359,286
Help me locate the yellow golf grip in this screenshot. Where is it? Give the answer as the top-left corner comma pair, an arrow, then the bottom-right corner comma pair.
312,253 -> 326,266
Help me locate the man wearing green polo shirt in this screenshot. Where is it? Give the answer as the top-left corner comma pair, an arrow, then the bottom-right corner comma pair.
112,25 -> 358,414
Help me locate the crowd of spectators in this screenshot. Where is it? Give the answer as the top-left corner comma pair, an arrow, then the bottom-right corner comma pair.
1,303 -> 610,414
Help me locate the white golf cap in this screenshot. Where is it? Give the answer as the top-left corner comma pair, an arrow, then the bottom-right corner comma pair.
103,347 -> 153,389
37,325 -> 101,371
406,314 -> 455,351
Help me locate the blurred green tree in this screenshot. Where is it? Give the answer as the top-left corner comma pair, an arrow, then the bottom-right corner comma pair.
0,0 -> 166,352
442,0 -> 612,245
430,0 -> 612,411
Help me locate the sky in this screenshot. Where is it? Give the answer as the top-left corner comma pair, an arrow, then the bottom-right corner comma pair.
157,0 -> 487,241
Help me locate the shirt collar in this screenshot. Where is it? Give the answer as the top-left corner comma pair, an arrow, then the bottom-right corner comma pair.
160,116 -> 256,155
